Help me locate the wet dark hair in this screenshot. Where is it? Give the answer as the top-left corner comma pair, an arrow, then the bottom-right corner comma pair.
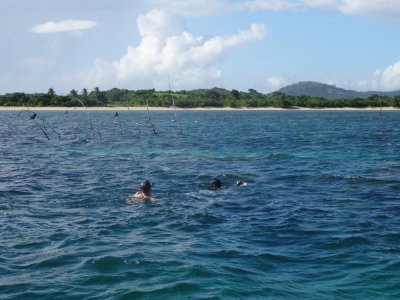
211,178 -> 221,189
140,180 -> 151,193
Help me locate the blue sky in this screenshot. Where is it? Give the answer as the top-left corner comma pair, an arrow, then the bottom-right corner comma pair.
1,0 -> 400,94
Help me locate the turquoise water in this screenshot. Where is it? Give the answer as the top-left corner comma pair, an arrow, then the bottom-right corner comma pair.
1,110 -> 400,299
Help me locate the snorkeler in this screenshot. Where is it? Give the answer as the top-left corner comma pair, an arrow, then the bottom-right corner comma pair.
133,180 -> 152,200
236,180 -> 248,187
210,178 -> 222,190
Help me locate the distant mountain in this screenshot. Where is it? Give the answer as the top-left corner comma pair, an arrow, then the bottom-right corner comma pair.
277,81 -> 400,99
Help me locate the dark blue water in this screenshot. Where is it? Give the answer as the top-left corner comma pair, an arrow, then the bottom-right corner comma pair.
1,109 -> 400,299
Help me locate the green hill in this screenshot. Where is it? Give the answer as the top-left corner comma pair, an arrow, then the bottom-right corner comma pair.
278,81 -> 400,99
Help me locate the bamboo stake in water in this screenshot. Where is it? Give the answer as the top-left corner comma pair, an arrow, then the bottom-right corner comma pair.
77,98 -> 96,138
113,112 -> 123,135
379,97 -> 384,133
17,109 -> 49,140
146,99 -> 157,135
95,97 -> 102,139
40,116 -> 62,140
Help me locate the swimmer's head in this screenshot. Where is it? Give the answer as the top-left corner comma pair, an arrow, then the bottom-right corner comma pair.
236,180 -> 247,187
211,178 -> 221,189
140,180 -> 151,193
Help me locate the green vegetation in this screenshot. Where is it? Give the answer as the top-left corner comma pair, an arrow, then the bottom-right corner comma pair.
1,86 -> 400,108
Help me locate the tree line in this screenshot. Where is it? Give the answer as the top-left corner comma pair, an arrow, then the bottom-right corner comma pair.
1,87 -> 400,108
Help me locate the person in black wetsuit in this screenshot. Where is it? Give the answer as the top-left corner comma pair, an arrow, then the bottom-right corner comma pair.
210,178 -> 222,190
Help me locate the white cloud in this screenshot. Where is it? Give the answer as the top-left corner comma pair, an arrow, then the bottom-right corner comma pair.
146,0 -> 227,16
31,20 -> 97,34
301,0 -> 400,20
147,0 -> 302,16
306,60 -> 400,92
233,0 -> 302,12
265,75 -> 292,91
137,8 -> 185,38
371,60 -> 400,91
242,0 -> 400,20
151,0 -> 400,20
83,9 -> 266,90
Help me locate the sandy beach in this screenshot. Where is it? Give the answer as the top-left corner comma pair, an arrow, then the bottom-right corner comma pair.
0,106 -> 398,111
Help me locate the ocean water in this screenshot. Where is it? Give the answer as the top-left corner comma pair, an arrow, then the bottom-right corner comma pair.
1,109 -> 400,299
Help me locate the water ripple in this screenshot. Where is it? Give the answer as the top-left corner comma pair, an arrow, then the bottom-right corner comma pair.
2,110 -> 400,299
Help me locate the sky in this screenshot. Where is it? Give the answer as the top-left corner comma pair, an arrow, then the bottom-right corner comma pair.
1,0 -> 400,95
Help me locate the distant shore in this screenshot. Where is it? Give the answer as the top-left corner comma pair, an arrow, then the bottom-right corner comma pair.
0,106 -> 398,111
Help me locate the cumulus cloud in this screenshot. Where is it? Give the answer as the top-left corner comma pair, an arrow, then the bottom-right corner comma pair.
83,9 -> 266,90
298,60 -> 400,92
371,60 -> 400,91
31,20 -> 97,34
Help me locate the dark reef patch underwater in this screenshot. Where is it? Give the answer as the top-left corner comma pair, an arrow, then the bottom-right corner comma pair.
1,110 -> 400,299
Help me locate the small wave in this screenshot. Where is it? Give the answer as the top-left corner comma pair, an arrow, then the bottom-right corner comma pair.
315,173 -> 343,179
185,264 -> 221,278
268,152 -> 292,158
188,210 -> 227,225
196,249 -> 242,260
116,281 -> 200,299
316,173 -> 400,185
0,203 -> 13,211
125,196 -> 153,205
154,281 -> 200,293
257,252 -> 297,263
86,256 -> 128,273
83,273 -> 131,286
385,231 -> 400,242
0,190 -> 34,197
322,236 -> 371,249
12,252 -> 78,271
221,264 -> 260,276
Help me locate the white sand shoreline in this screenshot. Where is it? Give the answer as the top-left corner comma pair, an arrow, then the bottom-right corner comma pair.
0,106 -> 398,111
